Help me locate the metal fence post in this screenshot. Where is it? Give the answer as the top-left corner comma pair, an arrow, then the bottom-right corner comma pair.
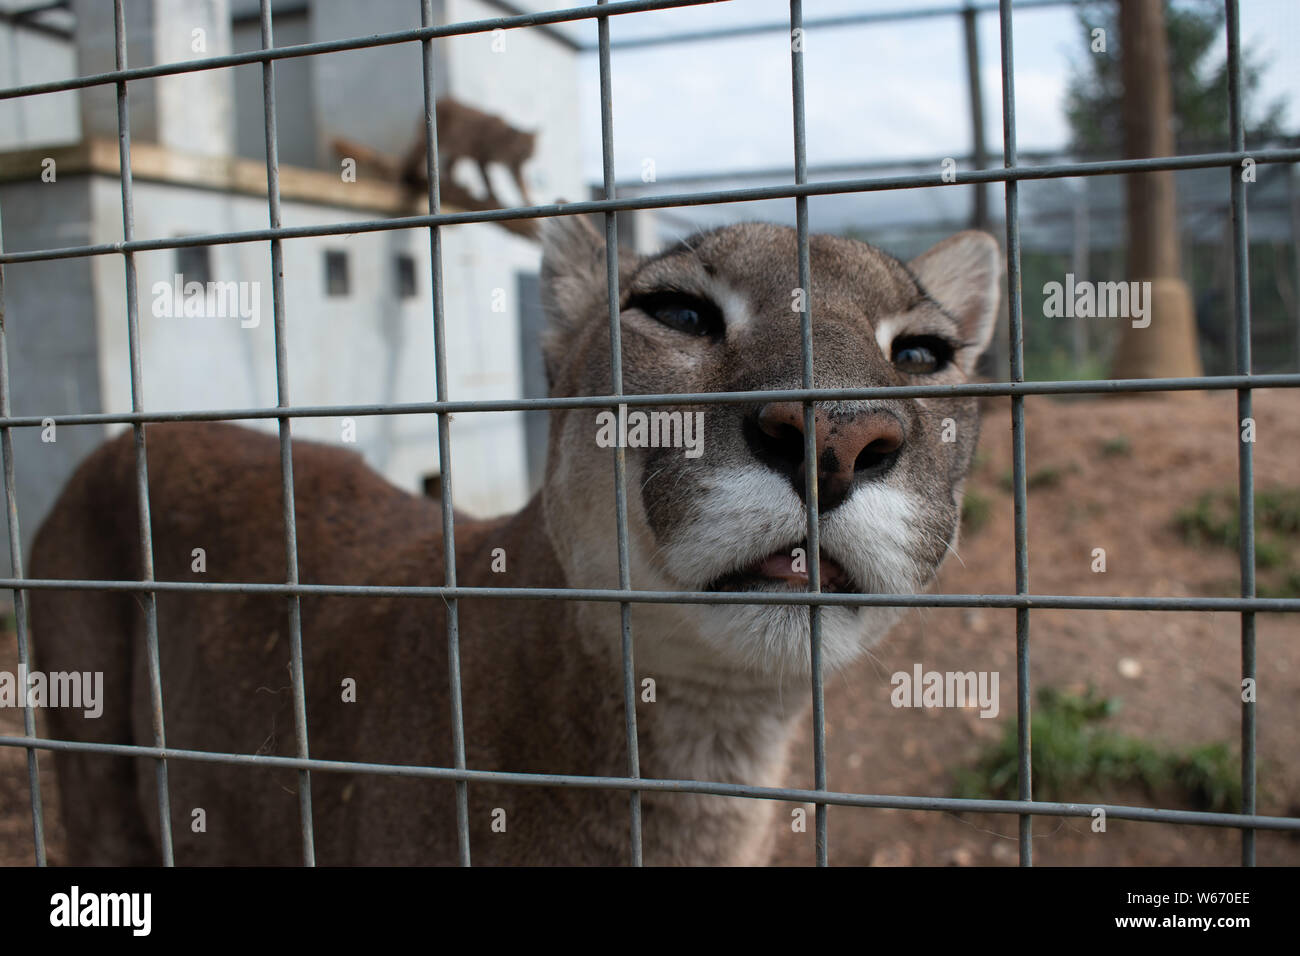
111,0 -> 175,866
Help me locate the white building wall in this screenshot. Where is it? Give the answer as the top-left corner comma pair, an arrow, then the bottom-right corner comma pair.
85,178 -> 533,518
73,0 -> 235,158
303,0 -> 433,171
231,11 -> 318,170
0,177 -> 101,582
0,21 -> 80,150
436,224 -> 538,515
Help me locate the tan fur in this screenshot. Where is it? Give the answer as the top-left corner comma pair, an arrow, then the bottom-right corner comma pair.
30,219 -> 1000,865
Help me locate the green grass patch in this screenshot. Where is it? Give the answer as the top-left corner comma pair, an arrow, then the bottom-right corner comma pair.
1175,487 -> 1300,597
1260,570 -> 1300,600
999,464 -> 1075,494
1099,435 -> 1132,458
952,686 -> 1242,812
961,491 -> 992,536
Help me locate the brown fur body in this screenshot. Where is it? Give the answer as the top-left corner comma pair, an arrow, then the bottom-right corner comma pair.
31,425 -> 795,865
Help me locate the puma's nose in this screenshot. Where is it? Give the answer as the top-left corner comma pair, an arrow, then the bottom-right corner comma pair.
751,402 -> 905,512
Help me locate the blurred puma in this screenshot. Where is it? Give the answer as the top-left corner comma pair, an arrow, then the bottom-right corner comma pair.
402,98 -> 536,208
329,98 -> 536,209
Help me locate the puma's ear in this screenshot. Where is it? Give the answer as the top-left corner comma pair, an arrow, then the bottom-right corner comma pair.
907,230 -> 1002,373
539,213 -> 637,389
541,213 -> 606,337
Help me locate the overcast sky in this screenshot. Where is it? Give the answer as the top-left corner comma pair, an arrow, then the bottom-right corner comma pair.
556,0 -> 1300,184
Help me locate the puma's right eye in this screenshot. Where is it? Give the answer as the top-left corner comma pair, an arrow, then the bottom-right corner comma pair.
892,335 -> 954,374
629,293 -> 723,338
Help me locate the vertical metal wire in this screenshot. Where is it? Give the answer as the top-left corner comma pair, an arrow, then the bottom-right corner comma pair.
997,0 -> 1032,866
788,0 -> 827,867
258,0 -> 315,867
962,0 -> 990,232
418,0 -> 472,868
1224,0 -> 1256,868
596,0 -> 644,867
0,208 -> 46,866
111,0 -> 174,866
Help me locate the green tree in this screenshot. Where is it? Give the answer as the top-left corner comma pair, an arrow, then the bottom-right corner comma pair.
1065,0 -> 1286,154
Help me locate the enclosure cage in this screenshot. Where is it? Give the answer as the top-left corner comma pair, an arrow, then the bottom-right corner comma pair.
1,0 -> 1299,868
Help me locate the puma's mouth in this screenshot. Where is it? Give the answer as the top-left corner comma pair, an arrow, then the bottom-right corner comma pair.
706,545 -> 860,594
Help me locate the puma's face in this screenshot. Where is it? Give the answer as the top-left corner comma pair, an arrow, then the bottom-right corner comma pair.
539,218 -> 1000,678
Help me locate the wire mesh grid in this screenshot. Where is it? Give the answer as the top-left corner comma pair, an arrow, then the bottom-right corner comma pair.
0,0 -> 1298,868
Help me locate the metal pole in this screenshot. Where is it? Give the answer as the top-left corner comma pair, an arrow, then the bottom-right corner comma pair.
112,0 -> 174,866
0,202 -> 46,866
418,0 -> 472,870
963,1 -> 990,231
258,0 -> 316,867
596,0 -> 645,866
1225,0 -> 1256,868
998,0 -> 1033,866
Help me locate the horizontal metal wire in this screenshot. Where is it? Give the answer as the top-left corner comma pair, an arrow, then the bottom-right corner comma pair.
597,0 -> 1072,50
3,576 -> 1298,612
0,0 -> 722,101
3,148 -> 1298,266
2,374 -> 1298,430
0,733 -> 1293,833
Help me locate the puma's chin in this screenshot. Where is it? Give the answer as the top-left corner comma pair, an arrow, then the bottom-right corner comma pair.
652,480 -> 949,676
690,601 -> 904,678
664,479 -> 937,604
683,548 -> 910,679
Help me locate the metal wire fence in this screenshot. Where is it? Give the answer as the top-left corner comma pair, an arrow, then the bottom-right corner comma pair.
1,0 -> 1299,868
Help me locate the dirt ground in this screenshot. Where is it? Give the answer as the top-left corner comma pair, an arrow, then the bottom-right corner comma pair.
767,388 -> 1300,866
2,389 -> 1298,866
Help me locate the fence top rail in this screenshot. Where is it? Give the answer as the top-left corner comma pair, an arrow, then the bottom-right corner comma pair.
591,0 -> 1073,50
0,0 -> 724,102
4,148 -> 1297,267
0,0 -> 1100,96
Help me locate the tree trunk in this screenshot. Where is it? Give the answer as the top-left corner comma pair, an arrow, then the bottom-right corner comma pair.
1111,0 -> 1203,379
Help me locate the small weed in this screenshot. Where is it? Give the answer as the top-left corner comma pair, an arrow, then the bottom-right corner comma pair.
1099,435 -> 1132,458
952,686 -> 1242,812
961,491 -> 992,535
999,464 -> 1073,493
1260,571 -> 1300,600
1174,487 -> 1300,599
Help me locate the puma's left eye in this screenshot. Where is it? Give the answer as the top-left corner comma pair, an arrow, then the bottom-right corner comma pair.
892,336 -> 953,374
628,292 -> 724,338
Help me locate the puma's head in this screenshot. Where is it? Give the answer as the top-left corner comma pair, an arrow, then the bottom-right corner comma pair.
538,217 -> 1000,679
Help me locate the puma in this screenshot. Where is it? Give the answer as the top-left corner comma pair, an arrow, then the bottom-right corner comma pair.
29,217 -> 1000,865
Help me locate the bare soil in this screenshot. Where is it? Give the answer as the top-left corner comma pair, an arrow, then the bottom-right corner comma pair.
3,389 -> 1297,866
